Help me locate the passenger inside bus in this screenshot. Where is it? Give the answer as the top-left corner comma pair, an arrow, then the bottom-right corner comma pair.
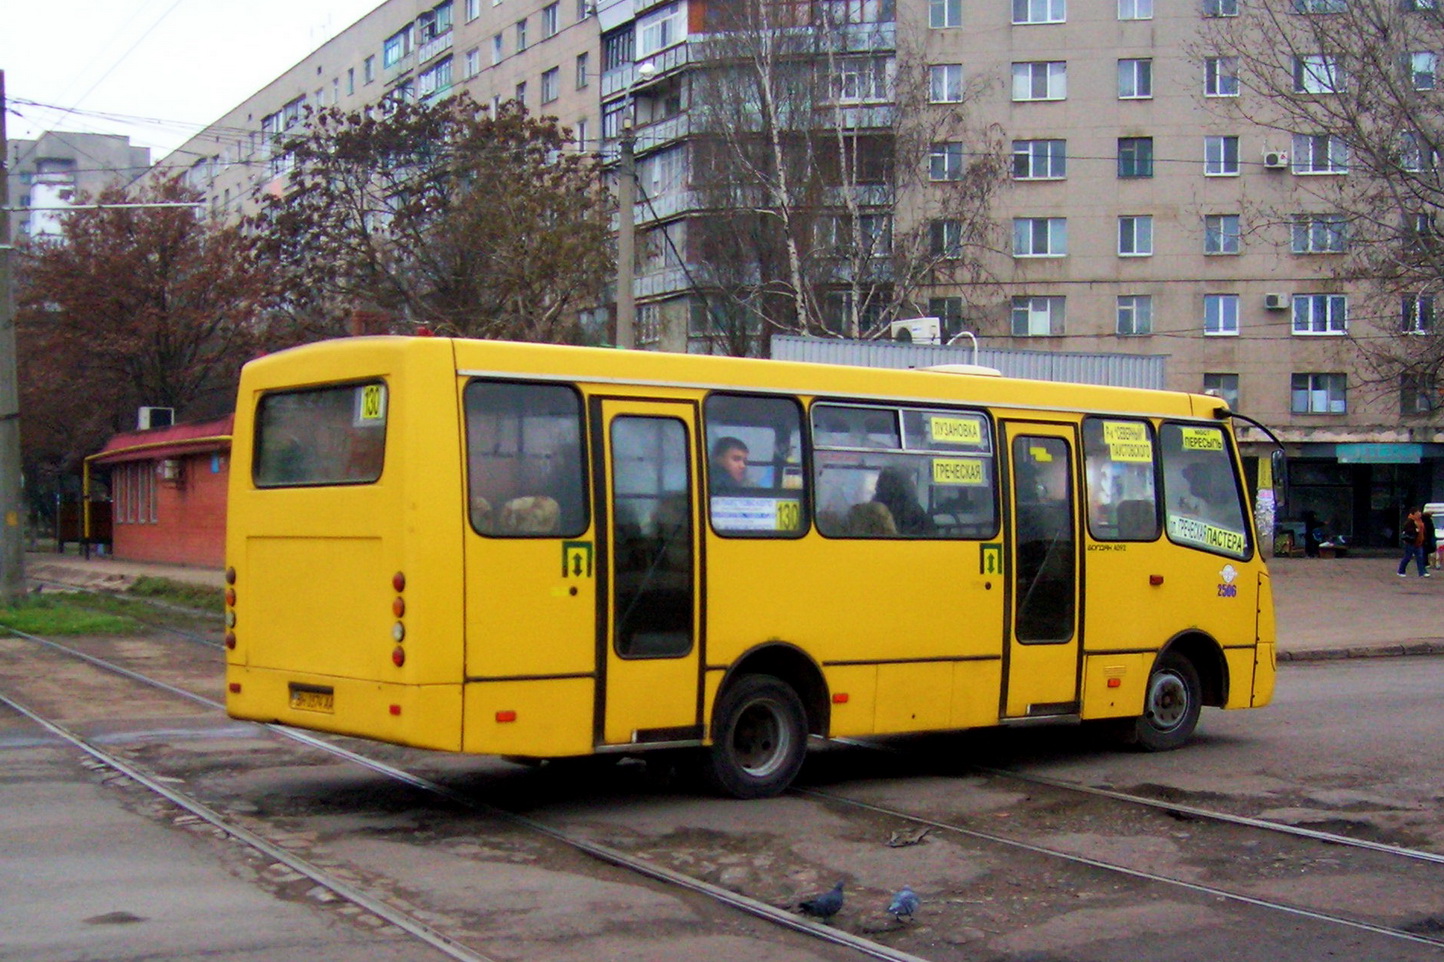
710,436 -> 751,491
872,466 -> 935,535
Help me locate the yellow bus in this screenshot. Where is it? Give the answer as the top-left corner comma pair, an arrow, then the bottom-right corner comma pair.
224,336 -> 1276,798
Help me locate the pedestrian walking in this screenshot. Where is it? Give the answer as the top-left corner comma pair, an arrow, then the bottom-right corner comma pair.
1397,507 -> 1430,578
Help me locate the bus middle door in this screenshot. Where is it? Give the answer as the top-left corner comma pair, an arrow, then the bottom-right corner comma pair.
596,398 -> 703,747
1003,423 -> 1082,719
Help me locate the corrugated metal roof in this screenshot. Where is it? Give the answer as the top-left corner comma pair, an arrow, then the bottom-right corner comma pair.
770,336 -> 1167,390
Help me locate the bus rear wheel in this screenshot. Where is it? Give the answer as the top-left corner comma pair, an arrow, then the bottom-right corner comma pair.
1127,651 -> 1202,751
704,674 -> 807,799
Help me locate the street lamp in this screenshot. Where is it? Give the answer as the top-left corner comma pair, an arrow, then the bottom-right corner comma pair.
615,61 -> 655,350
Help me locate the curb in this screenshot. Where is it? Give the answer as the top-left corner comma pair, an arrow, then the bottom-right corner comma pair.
1279,640 -> 1444,662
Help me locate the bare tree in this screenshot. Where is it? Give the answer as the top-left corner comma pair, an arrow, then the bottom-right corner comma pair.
676,0 -> 1005,353
1204,0 -> 1444,398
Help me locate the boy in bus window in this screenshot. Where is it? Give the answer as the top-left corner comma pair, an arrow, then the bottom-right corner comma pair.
710,436 -> 751,491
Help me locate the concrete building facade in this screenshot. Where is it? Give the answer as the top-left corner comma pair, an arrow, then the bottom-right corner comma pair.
149,0 -> 1444,546
5,132 -> 150,242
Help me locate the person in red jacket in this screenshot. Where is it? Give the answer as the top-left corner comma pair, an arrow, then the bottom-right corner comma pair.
1397,507 -> 1430,578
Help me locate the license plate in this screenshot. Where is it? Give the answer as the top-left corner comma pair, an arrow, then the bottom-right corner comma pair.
289,686 -> 334,713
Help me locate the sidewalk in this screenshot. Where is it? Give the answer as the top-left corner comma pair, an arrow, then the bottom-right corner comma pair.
19,551 -> 1444,663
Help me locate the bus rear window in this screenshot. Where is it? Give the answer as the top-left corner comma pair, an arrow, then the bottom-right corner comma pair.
254,382 -> 387,487
464,381 -> 587,538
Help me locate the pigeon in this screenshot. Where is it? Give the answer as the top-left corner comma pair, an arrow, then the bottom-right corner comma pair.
887,885 -> 919,921
798,880 -> 845,921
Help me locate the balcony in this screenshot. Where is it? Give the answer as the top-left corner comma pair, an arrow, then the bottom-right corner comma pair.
418,29 -> 453,65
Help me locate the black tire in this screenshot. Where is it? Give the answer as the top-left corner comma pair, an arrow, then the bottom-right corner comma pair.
1126,651 -> 1202,751
704,674 -> 808,799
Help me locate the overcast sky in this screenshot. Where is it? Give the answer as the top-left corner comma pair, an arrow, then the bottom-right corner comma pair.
3,0 -> 384,162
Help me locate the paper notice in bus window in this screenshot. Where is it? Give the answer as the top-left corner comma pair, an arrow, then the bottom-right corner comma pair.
354,383 -> 387,426
1168,516 -> 1247,556
712,496 -> 801,531
928,415 -> 983,446
932,458 -> 987,486
1102,420 -> 1153,463
1180,427 -> 1224,452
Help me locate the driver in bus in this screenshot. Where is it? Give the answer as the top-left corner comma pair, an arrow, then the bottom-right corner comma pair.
710,437 -> 751,491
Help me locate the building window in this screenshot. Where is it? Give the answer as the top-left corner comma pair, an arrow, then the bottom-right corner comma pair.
1012,296 -> 1065,335
1204,293 -> 1239,335
832,57 -> 893,104
1203,373 -> 1240,410
1291,373 -> 1347,414
417,56 -> 453,97
1293,294 -> 1347,334
930,141 -> 966,181
931,0 -> 963,27
1205,135 -> 1239,175
516,18 -> 528,51
1012,139 -> 1066,179
577,52 -> 590,88
541,66 -> 560,103
467,0 -> 482,19
1400,131 -> 1437,172
1294,54 -> 1343,93
930,64 -> 965,102
1291,215 -> 1347,253
1411,51 -> 1437,90
1118,59 -> 1153,98
1205,56 -> 1239,96
1118,214 -> 1153,255
543,1 -> 560,37
1012,61 -> 1067,100
1117,295 -> 1153,335
578,0 -> 590,20
1203,0 -> 1239,14
493,33 -> 505,64
465,47 -> 481,78
1013,217 -> 1067,256
931,219 -> 965,257
637,3 -> 685,56
1119,0 -> 1152,18
1204,214 -> 1241,254
364,55 -> 376,83
1293,0 -> 1347,10
515,81 -> 527,107
1013,0 -> 1065,23
1402,373 -> 1439,414
1117,137 -> 1154,177
575,118 -> 589,151
1291,133 -> 1348,174
1403,294 -> 1436,333
1406,0 -> 1439,8
929,296 -> 966,336
347,68 -> 356,95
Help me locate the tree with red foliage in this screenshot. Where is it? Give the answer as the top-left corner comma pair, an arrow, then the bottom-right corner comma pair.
16,175 -> 273,502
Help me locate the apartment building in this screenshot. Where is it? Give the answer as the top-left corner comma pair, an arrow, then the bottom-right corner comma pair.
154,0 -> 1444,546
5,132 -> 150,242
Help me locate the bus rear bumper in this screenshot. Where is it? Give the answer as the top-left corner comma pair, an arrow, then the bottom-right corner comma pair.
225,666 -> 463,751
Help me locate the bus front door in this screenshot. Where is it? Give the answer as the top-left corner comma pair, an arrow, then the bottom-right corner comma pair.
597,399 -> 704,747
1003,424 -> 1082,718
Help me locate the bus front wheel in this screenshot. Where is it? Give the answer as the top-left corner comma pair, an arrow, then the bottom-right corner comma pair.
704,674 -> 807,799
1128,651 -> 1202,751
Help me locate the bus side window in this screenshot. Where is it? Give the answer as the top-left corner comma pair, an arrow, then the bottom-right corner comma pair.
464,380 -> 588,538
703,393 -> 808,537
1082,417 -> 1159,542
1159,422 -> 1251,559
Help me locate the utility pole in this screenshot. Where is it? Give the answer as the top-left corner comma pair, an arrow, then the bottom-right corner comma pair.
615,116 -> 636,350
0,72 -> 27,601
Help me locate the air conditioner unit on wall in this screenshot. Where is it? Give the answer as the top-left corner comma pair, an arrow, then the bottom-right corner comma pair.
889,317 -> 942,345
137,406 -> 174,430
159,459 -> 182,483
1263,151 -> 1289,170
1264,293 -> 1291,311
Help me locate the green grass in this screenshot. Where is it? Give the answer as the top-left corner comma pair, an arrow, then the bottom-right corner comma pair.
0,595 -> 142,635
126,576 -> 225,613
